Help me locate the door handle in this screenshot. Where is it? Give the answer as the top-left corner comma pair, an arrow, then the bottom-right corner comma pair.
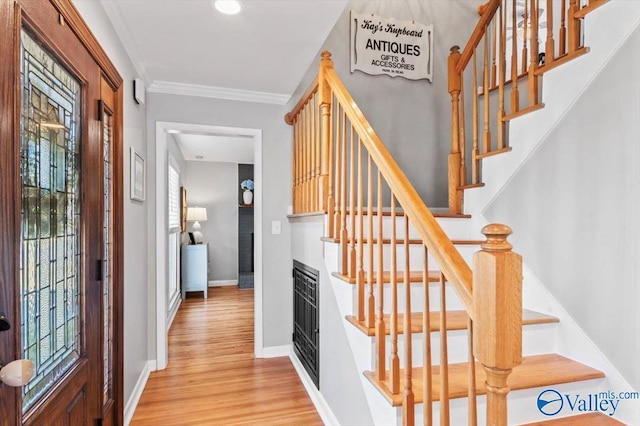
0,359 -> 34,387
0,312 -> 10,331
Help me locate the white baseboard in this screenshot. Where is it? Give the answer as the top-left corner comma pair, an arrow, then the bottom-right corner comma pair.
286,345 -> 340,426
167,298 -> 181,330
260,345 -> 290,358
208,280 -> 238,287
124,360 -> 152,426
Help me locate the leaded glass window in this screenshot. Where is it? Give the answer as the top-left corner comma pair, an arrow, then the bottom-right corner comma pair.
102,110 -> 114,405
19,29 -> 82,412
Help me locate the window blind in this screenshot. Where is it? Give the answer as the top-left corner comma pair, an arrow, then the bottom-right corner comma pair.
168,158 -> 180,232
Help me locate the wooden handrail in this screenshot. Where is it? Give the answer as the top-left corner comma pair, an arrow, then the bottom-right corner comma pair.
455,0 -> 501,74
324,67 -> 474,314
285,76 -> 318,125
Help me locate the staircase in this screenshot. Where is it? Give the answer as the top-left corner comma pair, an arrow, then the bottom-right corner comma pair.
285,1 -> 638,424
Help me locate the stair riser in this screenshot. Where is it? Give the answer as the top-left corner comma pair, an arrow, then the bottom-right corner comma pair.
344,244 -> 478,272
340,215 -> 477,241
376,323 -> 557,370
352,282 -> 466,315
409,378 -> 607,426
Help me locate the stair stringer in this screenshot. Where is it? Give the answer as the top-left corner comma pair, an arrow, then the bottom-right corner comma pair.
463,213 -> 638,424
464,0 -> 640,214
323,239 -> 402,426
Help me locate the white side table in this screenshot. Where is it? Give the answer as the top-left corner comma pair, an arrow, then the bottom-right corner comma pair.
181,244 -> 208,299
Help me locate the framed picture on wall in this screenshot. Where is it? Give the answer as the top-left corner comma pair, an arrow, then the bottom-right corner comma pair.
180,187 -> 187,232
130,147 -> 145,201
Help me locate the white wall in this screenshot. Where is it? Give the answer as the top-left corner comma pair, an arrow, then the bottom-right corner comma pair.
290,219 -> 375,425
289,0 -> 483,207
146,93 -> 292,348
184,161 -> 239,281
484,27 -> 640,391
72,0 -> 149,407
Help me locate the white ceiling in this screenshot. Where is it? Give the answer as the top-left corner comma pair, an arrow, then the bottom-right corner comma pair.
100,0 -> 348,101
173,133 -> 255,164
99,0 -> 347,162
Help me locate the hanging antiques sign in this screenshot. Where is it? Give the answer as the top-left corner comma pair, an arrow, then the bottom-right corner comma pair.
350,12 -> 433,82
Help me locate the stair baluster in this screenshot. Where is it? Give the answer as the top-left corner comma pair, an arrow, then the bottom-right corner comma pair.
439,273 -> 450,425
511,0 -> 520,113
366,154 -> 375,329
546,0 -> 556,64
356,136 -> 365,321
560,0 -> 568,56
497,0 -> 506,149
422,246 -> 433,426
522,0 -> 529,74
528,0 -> 540,106
339,109 -> 348,275
375,171 -> 386,381
471,51 -> 480,185
389,195 -> 400,394
403,215 -> 415,425
467,318 -> 478,426
348,125 -> 356,279
333,101 -> 341,239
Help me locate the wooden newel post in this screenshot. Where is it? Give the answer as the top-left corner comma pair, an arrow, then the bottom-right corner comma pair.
318,51 -> 334,229
473,224 -> 522,426
448,46 -> 463,214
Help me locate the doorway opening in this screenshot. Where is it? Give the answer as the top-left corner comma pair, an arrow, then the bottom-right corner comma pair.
154,121 -> 263,370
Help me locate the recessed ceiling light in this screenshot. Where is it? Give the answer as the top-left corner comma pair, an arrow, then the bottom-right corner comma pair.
214,0 -> 242,15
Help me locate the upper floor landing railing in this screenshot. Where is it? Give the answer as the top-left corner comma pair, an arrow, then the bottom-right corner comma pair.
447,0 -> 607,213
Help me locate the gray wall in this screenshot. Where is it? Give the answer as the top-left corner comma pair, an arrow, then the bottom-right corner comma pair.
184,161 -> 239,281
72,0 -> 149,407
289,0 -> 483,207
484,27 -> 640,391
146,93 -> 292,348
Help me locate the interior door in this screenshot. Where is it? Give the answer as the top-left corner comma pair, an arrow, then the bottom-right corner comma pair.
0,1 -> 123,424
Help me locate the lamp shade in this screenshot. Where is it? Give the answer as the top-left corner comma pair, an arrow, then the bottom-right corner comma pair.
186,206 -> 207,222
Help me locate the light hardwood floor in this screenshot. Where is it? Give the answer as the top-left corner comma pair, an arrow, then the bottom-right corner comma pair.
131,286 -> 323,425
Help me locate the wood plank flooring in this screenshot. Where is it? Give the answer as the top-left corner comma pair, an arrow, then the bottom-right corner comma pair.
130,286 -> 322,425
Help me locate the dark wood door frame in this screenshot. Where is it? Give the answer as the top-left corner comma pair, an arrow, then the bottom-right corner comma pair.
0,0 -> 124,423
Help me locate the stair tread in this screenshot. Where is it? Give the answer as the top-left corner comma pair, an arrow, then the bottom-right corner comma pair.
535,47 -> 590,76
521,412 -> 625,426
457,182 -> 485,190
476,146 -> 513,160
346,309 -> 559,336
332,270 -> 441,285
364,353 -> 605,407
321,237 -> 483,245
502,103 -> 546,122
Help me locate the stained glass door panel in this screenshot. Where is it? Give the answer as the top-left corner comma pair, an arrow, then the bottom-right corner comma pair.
20,28 -> 83,413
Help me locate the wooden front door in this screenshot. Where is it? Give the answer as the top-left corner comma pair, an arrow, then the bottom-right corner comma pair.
0,1 -> 123,424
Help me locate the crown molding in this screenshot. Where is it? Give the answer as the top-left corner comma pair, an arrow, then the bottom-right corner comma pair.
148,80 -> 291,105
100,0 -> 152,86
